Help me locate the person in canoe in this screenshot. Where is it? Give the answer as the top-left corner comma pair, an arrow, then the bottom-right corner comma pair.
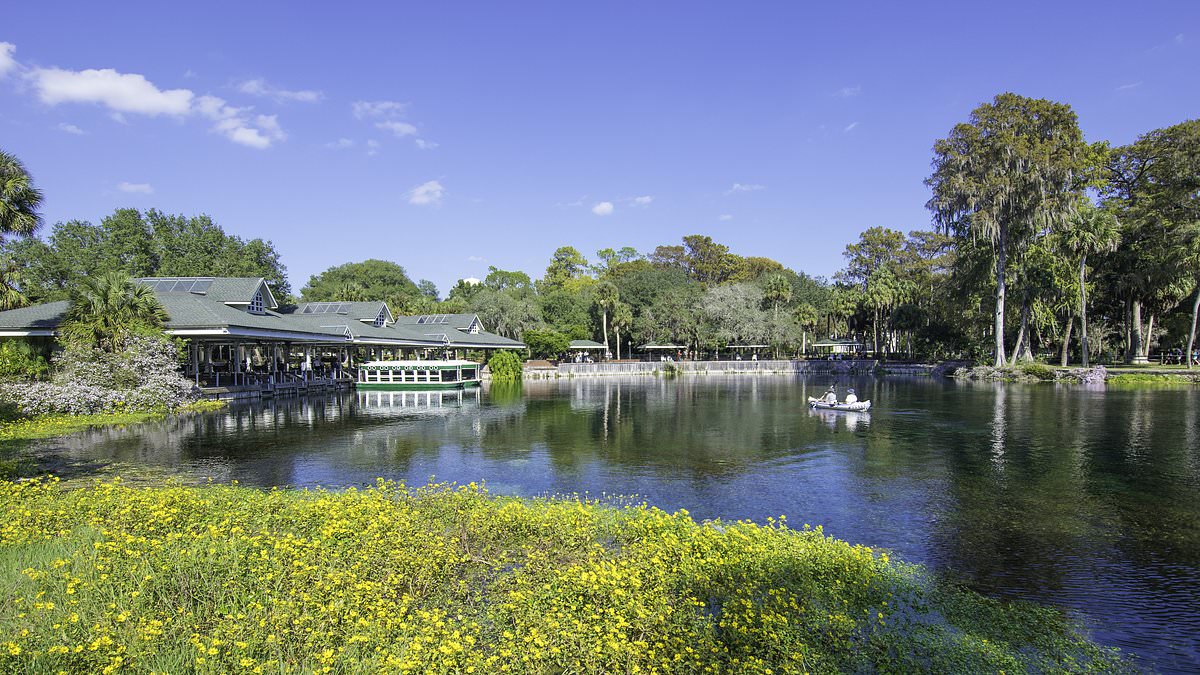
824,385 -> 838,404
845,388 -> 858,405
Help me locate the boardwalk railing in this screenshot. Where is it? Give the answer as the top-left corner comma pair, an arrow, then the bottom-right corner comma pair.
549,359 -> 884,378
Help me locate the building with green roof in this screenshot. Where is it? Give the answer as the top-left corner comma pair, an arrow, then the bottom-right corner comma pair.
0,276 -> 525,389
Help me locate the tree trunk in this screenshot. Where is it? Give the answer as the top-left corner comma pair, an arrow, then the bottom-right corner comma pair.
615,329 -> 621,360
1187,285 -> 1200,369
873,308 -> 880,358
994,236 -> 1008,367
1144,313 -> 1155,360
1010,302 -> 1030,364
1060,312 -> 1074,367
601,310 -> 609,355
1127,299 -> 1143,364
802,330 -> 807,355
1079,255 -> 1090,368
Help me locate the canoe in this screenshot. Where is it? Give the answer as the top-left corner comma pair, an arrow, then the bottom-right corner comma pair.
808,396 -> 872,412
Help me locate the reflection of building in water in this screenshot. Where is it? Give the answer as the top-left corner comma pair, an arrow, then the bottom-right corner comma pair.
357,388 -> 481,410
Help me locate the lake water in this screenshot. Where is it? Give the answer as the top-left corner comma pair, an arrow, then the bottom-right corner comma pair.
19,376 -> 1200,672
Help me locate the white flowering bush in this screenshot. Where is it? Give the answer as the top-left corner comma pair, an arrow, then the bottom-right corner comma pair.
0,336 -> 199,416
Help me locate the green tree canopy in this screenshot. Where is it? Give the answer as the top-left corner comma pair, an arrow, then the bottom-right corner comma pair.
7,209 -> 291,302
301,259 -> 419,303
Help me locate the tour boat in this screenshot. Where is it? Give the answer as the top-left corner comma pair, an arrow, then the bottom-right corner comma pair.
356,360 -> 482,390
808,397 -> 872,412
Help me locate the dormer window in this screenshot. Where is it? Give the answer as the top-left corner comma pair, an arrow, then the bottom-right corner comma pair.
374,308 -> 387,328
249,291 -> 265,314
468,318 -> 481,334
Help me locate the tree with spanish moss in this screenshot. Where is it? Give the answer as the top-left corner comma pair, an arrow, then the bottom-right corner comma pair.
926,93 -> 1090,366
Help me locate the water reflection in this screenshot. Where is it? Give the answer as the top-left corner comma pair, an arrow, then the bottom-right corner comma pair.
13,376 -> 1200,671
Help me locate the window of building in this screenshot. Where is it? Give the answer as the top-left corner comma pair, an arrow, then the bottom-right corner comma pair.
374,308 -> 388,328
249,291 -> 265,314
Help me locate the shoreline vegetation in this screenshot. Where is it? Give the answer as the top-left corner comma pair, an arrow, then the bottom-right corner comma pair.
1,479 -> 1131,674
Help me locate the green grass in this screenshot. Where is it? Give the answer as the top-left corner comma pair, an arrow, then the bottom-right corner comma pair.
1107,372 -> 1199,385
0,479 -> 1131,674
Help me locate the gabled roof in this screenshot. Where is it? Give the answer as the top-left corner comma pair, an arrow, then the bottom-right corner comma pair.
285,312 -> 444,346
0,300 -> 69,334
393,313 -> 480,331
156,293 -> 342,340
137,277 -> 278,309
294,301 -> 392,323
569,339 -> 606,349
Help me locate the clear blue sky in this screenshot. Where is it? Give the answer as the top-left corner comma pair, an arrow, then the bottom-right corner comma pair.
2,1 -> 1197,296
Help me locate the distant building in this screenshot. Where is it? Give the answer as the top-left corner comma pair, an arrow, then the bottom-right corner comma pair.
460,277 -> 481,286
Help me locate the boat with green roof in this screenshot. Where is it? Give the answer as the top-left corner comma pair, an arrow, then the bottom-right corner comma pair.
355,360 -> 482,390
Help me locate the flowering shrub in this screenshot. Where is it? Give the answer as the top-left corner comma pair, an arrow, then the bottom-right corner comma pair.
0,336 -> 198,416
0,479 -> 1127,674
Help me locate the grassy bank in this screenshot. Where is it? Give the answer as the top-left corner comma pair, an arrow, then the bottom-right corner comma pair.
0,480 -> 1129,674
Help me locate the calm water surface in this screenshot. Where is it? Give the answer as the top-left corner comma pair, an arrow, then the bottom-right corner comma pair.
23,376 -> 1200,672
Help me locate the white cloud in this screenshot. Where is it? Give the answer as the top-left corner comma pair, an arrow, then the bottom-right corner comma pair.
183,69 -> 197,79
376,120 -> 417,137
632,195 -> 653,206
238,78 -> 323,103
843,121 -> 859,133
415,138 -> 438,150
592,201 -> 614,216
833,85 -> 861,97
326,138 -> 355,149
407,180 -> 444,206
1115,82 -> 1142,91
195,94 -> 286,149
366,139 -> 381,156
31,67 -> 194,116
0,42 -> 17,77
117,181 -> 154,194
725,183 -> 765,195
57,122 -> 85,135
467,255 -> 486,262
7,43 -> 286,149
352,100 -> 407,119
718,214 -> 733,221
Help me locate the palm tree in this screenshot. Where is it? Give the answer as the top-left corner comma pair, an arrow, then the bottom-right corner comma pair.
0,257 -> 28,310
1064,202 -> 1120,367
793,303 -> 819,356
762,274 -> 792,321
0,151 -> 44,310
595,281 -> 619,355
0,150 -> 43,237
62,272 -> 168,352
612,302 -> 633,360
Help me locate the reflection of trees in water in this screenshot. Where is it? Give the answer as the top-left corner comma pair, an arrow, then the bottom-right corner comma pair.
927,383 -> 1200,609
483,376 -> 828,481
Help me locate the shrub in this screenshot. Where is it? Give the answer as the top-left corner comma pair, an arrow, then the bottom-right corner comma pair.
1018,362 -> 1056,381
0,341 -> 49,381
487,350 -> 523,382
0,336 -> 199,416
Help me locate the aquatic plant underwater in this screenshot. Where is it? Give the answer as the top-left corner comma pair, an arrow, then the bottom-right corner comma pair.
0,479 -> 1129,673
